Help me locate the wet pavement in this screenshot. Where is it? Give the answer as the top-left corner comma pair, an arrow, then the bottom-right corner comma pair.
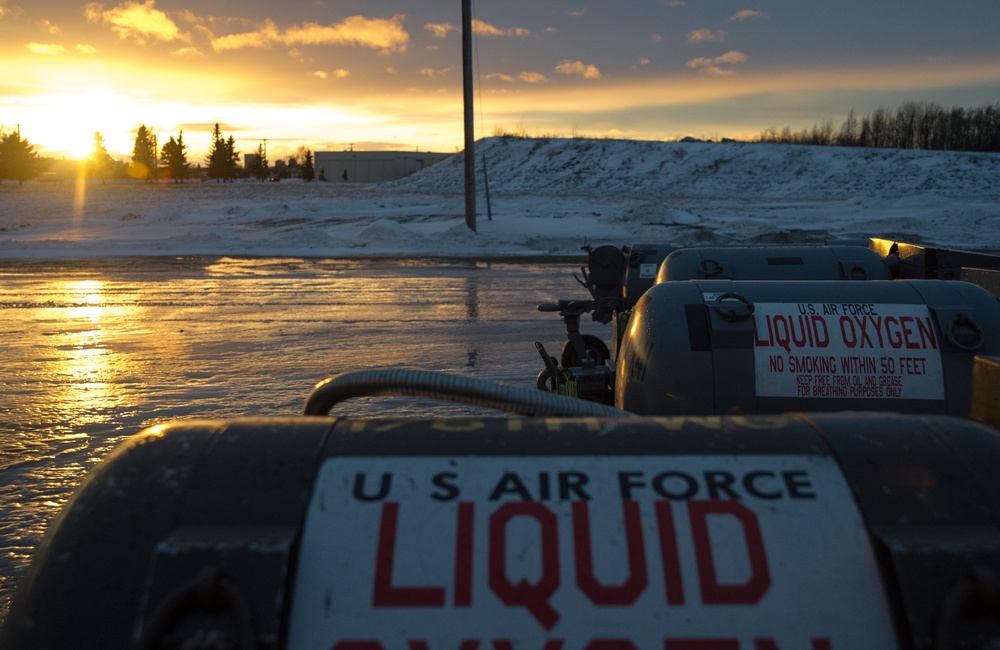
0,255 -> 599,621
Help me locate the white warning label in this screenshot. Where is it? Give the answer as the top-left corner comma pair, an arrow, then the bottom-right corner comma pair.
287,454 -> 897,649
751,302 -> 945,400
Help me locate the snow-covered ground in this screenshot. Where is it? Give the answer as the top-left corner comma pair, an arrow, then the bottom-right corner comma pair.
2,137 -> 999,259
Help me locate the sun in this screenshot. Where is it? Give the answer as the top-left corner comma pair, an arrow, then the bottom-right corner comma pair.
52,127 -> 98,161
28,89 -> 138,160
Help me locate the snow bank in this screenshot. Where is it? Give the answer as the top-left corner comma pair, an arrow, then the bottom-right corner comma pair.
2,138 -> 998,259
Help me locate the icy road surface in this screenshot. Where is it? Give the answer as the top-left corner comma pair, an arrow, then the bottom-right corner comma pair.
0,256 -> 598,622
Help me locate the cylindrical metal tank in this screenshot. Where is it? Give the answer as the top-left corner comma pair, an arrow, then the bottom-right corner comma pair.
6,413 -> 1000,649
658,245 -> 893,283
616,279 -> 1000,416
622,243 -> 679,309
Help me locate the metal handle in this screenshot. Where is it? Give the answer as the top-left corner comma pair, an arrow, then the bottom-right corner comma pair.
946,313 -> 984,351
713,292 -> 755,322
136,566 -> 256,650
700,259 -> 724,277
848,263 -> 869,280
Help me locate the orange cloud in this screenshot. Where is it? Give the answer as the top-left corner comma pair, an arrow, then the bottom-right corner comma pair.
419,67 -> 450,78
715,51 -> 748,64
687,50 -> 748,75
210,14 -> 408,55
472,19 -> 530,37
689,28 -> 725,44
210,19 -> 278,50
519,71 -> 546,83
27,42 -> 67,55
555,60 -> 601,80
313,70 -> 351,80
731,10 -> 769,21
425,22 -> 454,39
84,0 -> 185,44
76,44 -> 98,54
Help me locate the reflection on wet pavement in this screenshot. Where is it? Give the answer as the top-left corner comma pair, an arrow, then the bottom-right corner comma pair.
0,256 -> 597,622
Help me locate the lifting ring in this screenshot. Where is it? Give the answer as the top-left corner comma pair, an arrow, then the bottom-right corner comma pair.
714,292 -> 755,322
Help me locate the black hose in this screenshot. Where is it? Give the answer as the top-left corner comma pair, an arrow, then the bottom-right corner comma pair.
304,368 -> 632,418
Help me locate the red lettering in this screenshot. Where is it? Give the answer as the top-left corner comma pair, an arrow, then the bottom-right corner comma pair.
573,501 -> 648,605
854,316 -> 873,348
916,316 -> 938,350
753,315 -> 769,347
455,502 -> 475,606
868,317 -> 884,346
373,502 -> 446,607
791,316 -> 809,348
773,316 -> 792,353
885,316 -> 902,348
811,316 -> 829,348
655,501 -> 685,605
838,316 -> 856,348
689,500 -> 771,604
489,502 -> 561,630
900,316 -> 920,349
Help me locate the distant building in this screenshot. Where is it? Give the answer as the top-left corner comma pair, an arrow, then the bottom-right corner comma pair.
315,150 -> 450,183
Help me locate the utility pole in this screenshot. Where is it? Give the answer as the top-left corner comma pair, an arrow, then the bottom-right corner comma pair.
462,0 -> 476,232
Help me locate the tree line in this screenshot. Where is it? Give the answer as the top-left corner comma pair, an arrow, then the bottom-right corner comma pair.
0,123 -> 316,185
758,102 -> 1000,152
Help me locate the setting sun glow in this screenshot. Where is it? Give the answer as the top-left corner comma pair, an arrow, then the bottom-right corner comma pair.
2,1 -> 999,161
28,90 -> 138,159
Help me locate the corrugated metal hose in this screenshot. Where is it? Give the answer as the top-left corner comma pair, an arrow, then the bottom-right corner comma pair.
303,368 -> 631,418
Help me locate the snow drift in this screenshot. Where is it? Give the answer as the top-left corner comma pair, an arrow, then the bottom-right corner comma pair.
1,137 -> 998,260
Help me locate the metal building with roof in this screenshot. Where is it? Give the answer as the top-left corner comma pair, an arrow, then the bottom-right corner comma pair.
314,150 -> 450,183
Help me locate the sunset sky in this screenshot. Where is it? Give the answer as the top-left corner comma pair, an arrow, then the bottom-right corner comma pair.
3,0 -> 999,161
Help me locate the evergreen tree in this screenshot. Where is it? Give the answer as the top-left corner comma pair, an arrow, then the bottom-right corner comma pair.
301,150 -> 315,181
87,132 -> 115,184
206,124 -> 240,182
248,143 -> 269,181
0,130 -> 38,185
131,125 -> 157,181
160,131 -> 189,183
206,123 -> 227,182
224,135 -> 240,181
